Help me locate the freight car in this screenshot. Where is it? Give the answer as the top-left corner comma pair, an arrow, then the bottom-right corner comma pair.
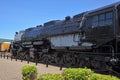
10,1 -> 120,75
0,42 -> 11,52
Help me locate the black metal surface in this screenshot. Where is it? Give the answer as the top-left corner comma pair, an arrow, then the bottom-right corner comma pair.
10,1 -> 120,78
21,19 -> 81,42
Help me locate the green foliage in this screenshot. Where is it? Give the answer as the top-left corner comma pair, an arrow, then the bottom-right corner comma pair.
38,73 -> 63,80
21,65 -> 120,80
0,38 -> 12,43
89,74 -> 120,80
62,68 -> 93,80
62,68 -> 120,80
22,65 -> 37,80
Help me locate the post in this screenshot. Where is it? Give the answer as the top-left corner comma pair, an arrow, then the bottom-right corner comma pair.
27,55 -> 30,64
27,57 -> 29,64
15,56 -> 17,61
46,58 -> 48,67
27,60 -> 29,64
0,54 -> 2,58
60,58 -> 63,70
4,54 -> 5,59
15,58 -> 17,61
60,65 -> 63,70
21,58 -> 23,62
35,59 -> 38,66
20,55 -> 23,62
7,55 -> 8,59
11,56 -> 12,61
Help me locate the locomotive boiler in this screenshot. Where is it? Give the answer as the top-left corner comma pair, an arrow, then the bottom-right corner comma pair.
10,1 -> 120,75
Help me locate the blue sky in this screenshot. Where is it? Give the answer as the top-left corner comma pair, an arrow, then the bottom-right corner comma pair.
0,0 -> 119,39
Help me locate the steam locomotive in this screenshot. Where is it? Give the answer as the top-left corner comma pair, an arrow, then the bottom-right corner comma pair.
11,2 -> 120,74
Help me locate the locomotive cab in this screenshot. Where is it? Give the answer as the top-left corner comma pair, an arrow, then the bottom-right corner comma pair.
81,4 -> 116,50
116,4 -> 120,53
116,4 -> 120,36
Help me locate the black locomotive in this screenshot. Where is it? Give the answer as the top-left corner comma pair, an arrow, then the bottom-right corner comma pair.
11,1 -> 120,75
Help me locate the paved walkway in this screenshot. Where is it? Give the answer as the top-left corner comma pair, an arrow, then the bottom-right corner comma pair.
0,58 -> 63,80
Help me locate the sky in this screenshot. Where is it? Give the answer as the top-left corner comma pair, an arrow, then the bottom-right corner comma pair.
0,0 -> 120,39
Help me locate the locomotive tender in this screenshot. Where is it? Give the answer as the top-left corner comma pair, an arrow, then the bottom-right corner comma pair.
11,2 -> 120,74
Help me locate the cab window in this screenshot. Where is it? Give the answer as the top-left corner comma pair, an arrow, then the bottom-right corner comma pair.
92,11 -> 113,28
99,14 -> 105,26
105,12 -> 113,25
92,16 -> 98,28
